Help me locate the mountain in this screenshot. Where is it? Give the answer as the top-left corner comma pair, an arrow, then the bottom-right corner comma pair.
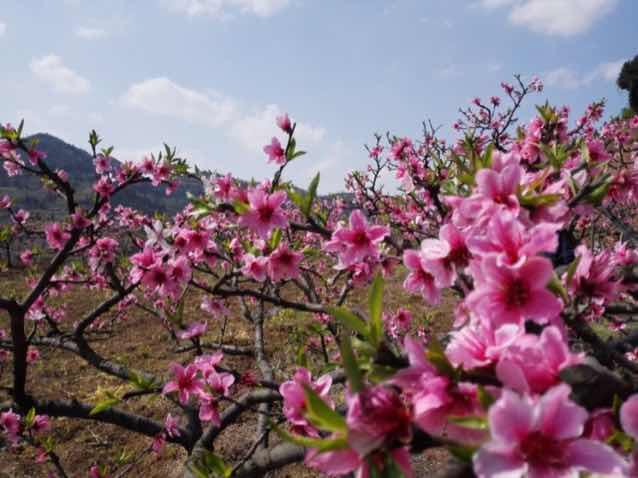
0,133 -> 204,219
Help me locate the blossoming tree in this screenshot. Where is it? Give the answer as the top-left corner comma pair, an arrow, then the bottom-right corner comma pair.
3,76 -> 638,477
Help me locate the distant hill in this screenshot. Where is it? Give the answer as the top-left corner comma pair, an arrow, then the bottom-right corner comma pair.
0,133 -> 204,218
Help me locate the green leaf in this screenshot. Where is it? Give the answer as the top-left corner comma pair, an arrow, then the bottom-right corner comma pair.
518,193 -> 562,208
90,397 -> 121,415
328,307 -> 368,337
303,173 -> 320,216
302,384 -> 347,433
477,386 -> 496,411
448,444 -> 477,463
426,338 -> 455,378
547,273 -> 568,303
565,255 -> 581,286
339,335 -> 364,393
447,415 -> 488,430
24,407 -> 36,427
232,200 -> 250,214
269,228 -> 282,250
368,274 -> 384,348
272,423 -> 348,452
189,451 -> 232,478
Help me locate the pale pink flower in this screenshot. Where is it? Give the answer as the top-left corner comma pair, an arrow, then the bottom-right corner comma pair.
325,210 -> 389,267
200,297 -> 229,319
241,253 -> 269,282
164,413 -> 181,438
467,256 -> 562,326
495,326 -> 582,394
620,394 -> 638,440
279,368 -> 332,436
474,385 -> 627,478
446,322 -> 522,370
402,249 -> 442,305
239,189 -> 288,239
177,321 -> 207,340
94,154 -> 111,174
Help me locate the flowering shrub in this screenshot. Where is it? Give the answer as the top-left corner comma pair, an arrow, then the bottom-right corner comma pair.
2,75 -> 638,477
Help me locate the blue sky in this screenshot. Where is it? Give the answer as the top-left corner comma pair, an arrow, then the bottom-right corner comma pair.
0,0 -> 635,191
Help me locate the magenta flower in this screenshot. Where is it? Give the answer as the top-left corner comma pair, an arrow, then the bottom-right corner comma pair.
0,194 -> 12,209
162,363 -> 204,405
267,244 -> 303,282
467,256 -> 562,326
206,370 -> 235,397
44,223 -> 71,251
325,210 -> 389,267
198,394 -> 221,425
94,154 -> 111,174
263,137 -> 285,165
239,189 -> 288,239
0,409 -> 20,442
474,385 -> 627,478
346,385 -> 412,457
568,245 -> 620,305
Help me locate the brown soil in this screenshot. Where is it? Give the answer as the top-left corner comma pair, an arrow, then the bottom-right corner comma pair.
0,267 -> 456,477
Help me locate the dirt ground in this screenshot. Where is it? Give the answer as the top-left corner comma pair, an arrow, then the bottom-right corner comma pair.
0,267 -> 456,477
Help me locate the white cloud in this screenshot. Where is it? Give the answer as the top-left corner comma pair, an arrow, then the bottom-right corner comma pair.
161,0 -> 291,18
75,26 -> 108,39
0,22 -> 6,37
478,0 -> 618,36
48,105 -> 71,117
596,59 -> 624,82
227,103 -> 325,154
121,77 -> 236,128
30,55 -> 91,95
544,59 -> 624,89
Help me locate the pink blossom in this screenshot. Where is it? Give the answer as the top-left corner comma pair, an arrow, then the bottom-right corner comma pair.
239,189 -> 288,239
620,394 -> 638,440
93,176 -> 115,198
26,347 -> 40,363
177,321 -> 207,340
164,413 -> 181,438
402,249 -> 442,305
267,244 -> 302,282
446,322 -> 522,370
212,173 -> 234,201
0,195 -> 12,209
467,256 -> 562,326
346,385 -> 412,457
263,137 -> 285,165
241,253 -> 269,282
44,223 -> 71,251
200,297 -> 229,319
474,385 -> 627,478
325,210 -> 389,267
280,368 -> 332,436
13,209 -> 29,225
495,326 -> 582,394
276,113 -> 292,134
198,394 -> 221,425
94,154 -> 111,174
162,363 -> 205,404
20,250 -> 33,267
0,409 -> 20,442
568,245 -> 620,305
206,370 -> 235,397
